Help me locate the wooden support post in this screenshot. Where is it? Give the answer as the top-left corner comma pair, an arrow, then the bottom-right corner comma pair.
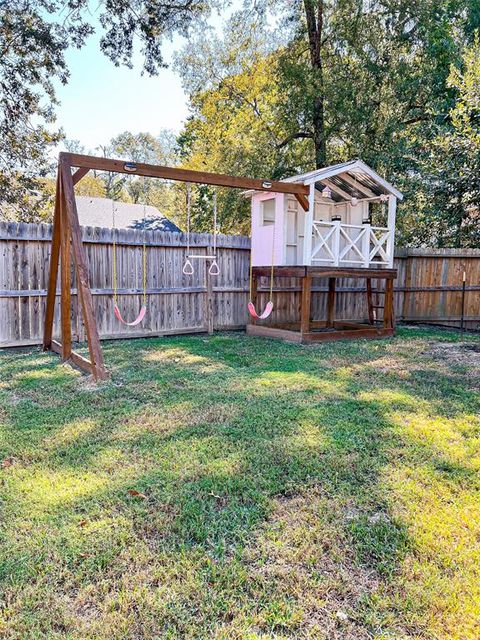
205,244 -> 214,335
326,277 -> 336,328
43,173 -> 62,350
366,277 -> 374,324
60,159 -> 108,381
250,272 -> 258,325
302,183 -> 315,266
383,277 -> 394,329
60,178 -> 72,360
300,275 -> 312,334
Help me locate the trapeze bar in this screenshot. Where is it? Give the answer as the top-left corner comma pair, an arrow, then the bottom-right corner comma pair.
188,254 -> 217,259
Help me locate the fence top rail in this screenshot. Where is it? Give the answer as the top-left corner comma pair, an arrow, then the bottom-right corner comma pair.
394,247 -> 480,258
0,221 -> 251,249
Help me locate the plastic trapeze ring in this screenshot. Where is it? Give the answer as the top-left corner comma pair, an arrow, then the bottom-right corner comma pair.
182,259 -> 194,276
208,259 -> 220,276
247,300 -> 274,320
114,304 -> 147,327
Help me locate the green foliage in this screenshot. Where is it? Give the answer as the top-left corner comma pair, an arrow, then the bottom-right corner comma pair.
2,0 -> 479,245
409,35 -> 480,247
0,1 -> 91,217
176,1 -> 479,245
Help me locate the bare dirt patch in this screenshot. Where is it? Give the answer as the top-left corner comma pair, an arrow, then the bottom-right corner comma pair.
426,341 -> 480,376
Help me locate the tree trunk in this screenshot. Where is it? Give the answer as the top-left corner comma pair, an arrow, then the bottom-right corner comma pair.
303,0 -> 326,168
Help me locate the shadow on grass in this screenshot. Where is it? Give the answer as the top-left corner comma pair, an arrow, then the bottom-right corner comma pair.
0,329 -> 478,637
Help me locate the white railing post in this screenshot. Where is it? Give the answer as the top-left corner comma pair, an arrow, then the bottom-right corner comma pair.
386,196 -> 396,268
333,221 -> 340,267
303,182 -> 315,266
362,224 -> 371,268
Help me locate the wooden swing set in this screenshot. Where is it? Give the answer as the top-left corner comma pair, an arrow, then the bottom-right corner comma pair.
43,152 -> 309,381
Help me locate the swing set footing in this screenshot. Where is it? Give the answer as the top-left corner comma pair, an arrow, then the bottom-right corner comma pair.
46,340 -> 109,380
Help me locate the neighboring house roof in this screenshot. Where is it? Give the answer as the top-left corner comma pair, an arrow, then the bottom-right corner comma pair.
244,159 -> 403,202
75,196 -> 181,232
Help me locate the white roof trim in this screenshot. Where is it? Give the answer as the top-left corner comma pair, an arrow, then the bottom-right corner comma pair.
286,159 -> 403,200
282,160 -> 358,184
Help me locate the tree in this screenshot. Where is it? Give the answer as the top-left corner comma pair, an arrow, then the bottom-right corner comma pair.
0,0 -> 216,217
0,2 -> 91,218
409,36 -> 480,247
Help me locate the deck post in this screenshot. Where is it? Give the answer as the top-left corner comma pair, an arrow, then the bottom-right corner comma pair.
302,183 -> 315,266
300,275 -> 312,334
332,222 -> 341,267
383,277 -> 394,329
362,224 -> 371,268
326,277 -> 336,328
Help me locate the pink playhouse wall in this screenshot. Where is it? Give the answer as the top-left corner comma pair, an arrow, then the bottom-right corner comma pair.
251,192 -> 286,266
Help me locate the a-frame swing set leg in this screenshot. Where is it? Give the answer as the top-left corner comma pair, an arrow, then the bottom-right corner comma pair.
43,158 -> 108,381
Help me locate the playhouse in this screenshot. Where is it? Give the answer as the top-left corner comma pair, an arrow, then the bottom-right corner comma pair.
246,159 -> 403,343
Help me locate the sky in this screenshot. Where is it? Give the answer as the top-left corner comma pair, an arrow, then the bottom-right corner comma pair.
55,32 -> 189,153
52,2 -> 279,155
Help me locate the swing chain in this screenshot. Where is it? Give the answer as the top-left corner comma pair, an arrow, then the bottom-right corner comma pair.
183,183 -> 194,275
142,177 -> 148,305
112,199 -> 118,305
183,185 -> 220,277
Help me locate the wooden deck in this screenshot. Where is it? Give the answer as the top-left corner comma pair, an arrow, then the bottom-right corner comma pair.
248,265 -> 397,343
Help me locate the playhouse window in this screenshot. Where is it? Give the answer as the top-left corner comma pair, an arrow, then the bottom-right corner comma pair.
261,199 -> 276,226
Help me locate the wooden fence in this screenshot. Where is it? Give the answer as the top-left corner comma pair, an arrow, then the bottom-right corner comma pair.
1,221 -> 479,347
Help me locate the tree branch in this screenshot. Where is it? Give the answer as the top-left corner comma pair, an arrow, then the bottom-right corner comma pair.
276,131 -> 313,149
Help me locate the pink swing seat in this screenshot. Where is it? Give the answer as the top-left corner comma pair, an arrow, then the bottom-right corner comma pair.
247,300 -> 273,320
114,304 -> 147,327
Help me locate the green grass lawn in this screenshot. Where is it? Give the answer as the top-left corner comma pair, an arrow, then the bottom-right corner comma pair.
0,327 -> 479,639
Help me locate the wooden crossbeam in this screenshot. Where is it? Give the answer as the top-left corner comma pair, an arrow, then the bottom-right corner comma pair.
63,152 -> 309,198
340,173 -> 377,198
294,193 -> 310,211
51,340 -> 93,375
72,167 -> 90,185
322,178 -> 354,201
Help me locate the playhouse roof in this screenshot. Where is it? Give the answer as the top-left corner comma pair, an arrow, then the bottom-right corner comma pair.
283,159 -> 403,201
246,159 -> 403,202
75,196 -> 181,232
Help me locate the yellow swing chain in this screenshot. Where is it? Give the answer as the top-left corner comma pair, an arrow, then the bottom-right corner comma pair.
142,178 -> 148,306
112,199 -> 118,306
111,179 -> 148,308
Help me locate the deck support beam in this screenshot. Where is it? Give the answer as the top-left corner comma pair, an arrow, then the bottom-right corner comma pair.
247,265 -> 396,344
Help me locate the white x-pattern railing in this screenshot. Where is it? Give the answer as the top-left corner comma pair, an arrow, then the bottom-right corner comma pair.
311,221 -> 392,267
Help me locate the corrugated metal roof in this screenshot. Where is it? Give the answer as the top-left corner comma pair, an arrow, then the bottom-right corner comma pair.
283,159 -> 403,200
245,159 -> 403,201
